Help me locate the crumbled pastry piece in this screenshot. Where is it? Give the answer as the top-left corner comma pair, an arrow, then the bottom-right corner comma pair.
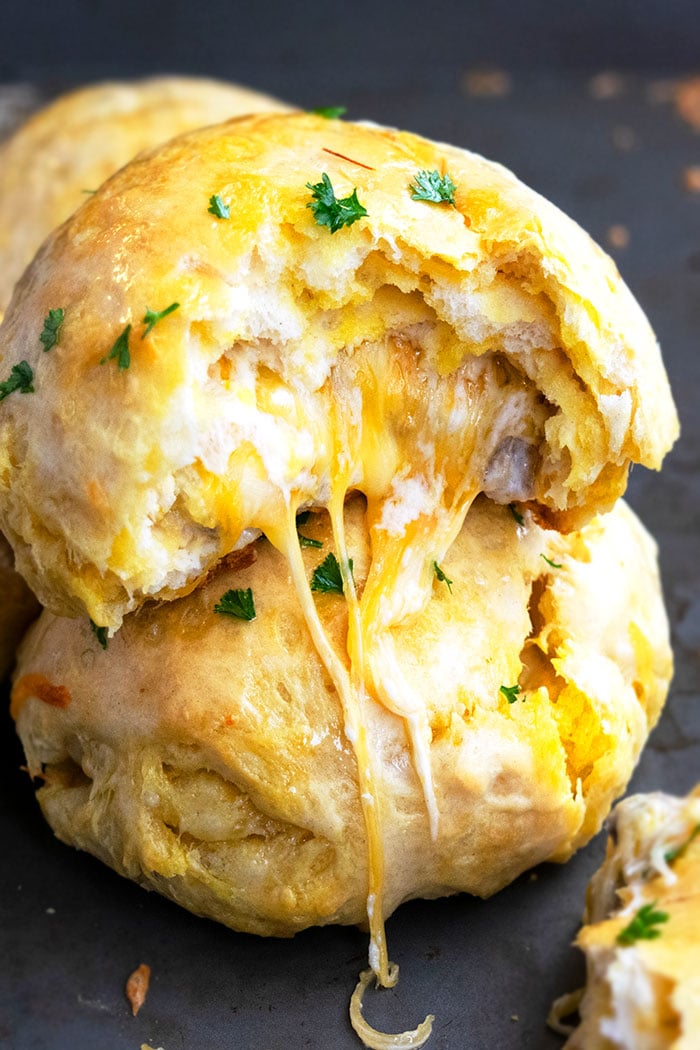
552,787 -> 700,1048
126,963 -> 151,1017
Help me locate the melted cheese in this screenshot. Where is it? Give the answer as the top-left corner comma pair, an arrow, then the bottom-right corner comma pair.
214,330 -> 549,1042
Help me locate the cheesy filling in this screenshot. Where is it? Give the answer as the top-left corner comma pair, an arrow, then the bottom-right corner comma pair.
187,329 -> 546,1034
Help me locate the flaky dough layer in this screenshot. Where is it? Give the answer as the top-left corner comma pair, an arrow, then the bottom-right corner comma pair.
0,113 -> 678,628
13,496 -> 671,936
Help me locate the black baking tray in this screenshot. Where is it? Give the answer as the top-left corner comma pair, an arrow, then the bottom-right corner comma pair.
1,70 -> 699,1049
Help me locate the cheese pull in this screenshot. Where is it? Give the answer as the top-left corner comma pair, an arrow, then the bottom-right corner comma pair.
0,112 -> 677,630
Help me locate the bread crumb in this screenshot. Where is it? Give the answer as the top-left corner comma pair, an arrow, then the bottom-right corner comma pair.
462,68 -> 511,98
126,963 -> 151,1017
589,72 -> 626,100
511,1014 -> 520,1022
683,166 -> 700,193
141,1045 -> 165,1050
610,125 -> 637,152
607,225 -> 630,249
675,77 -> 700,130
528,872 -> 538,882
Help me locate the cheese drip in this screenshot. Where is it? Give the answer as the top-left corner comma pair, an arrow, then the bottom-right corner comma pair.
203,332 -> 549,1044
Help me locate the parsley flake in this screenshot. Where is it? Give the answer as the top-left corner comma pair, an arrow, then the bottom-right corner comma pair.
100,325 -> 131,370
311,106 -> 347,119
298,531 -> 323,549
410,169 -> 457,206
306,173 -> 367,234
541,554 -> 563,569
509,503 -> 524,526
90,620 -> 108,650
616,901 -> 669,946
39,308 -> 65,352
433,561 -> 453,593
208,194 -> 230,219
214,588 -> 256,621
0,361 -> 34,401
142,302 -> 180,338
665,824 -> 700,864
500,683 -> 522,704
311,551 -> 353,594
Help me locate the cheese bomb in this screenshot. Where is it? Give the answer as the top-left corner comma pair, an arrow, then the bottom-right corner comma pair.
13,496 -> 672,937
0,113 -> 678,632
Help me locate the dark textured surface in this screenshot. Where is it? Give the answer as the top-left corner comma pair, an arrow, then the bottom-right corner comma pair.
1,66 -> 699,1050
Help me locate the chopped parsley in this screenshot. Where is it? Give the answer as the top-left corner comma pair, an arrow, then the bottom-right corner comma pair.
90,620 -> 108,650
311,551 -> 353,594
39,308 -> 65,352
509,503 -> 525,526
296,511 -> 323,548
616,901 -> 669,946
665,824 -> 700,864
298,530 -> 323,549
0,361 -> 34,401
208,194 -> 230,219
500,683 -> 522,704
433,561 -> 453,593
311,106 -> 347,119
409,169 -> 457,206
541,554 -> 563,569
306,173 -> 367,234
100,325 -> 132,370
214,588 -> 256,621
142,302 -> 180,338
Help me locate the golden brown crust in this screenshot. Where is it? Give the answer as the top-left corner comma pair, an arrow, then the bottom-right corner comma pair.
0,112 -> 678,627
0,76 -> 290,314
12,496 -> 672,936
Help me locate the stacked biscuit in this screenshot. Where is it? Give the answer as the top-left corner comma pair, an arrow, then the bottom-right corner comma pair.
0,84 -> 679,1046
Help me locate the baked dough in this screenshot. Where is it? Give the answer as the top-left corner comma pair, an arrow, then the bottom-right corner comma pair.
552,786 -> 700,1048
0,532 -> 40,678
0,76 -> 290,316
12,495 -> 672,937
0,113 -> 678,630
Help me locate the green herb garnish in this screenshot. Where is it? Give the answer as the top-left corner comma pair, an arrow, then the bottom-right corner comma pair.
0,361 -> 34,401
39,308 -> 65,352
142,302 -> 180,338
616,901 -> 669,946
409,169 -> 457,206
100,325 -> 131,370
90,620 -> 108,650
541,554 -> 563,569
298,531 -> 323,549
214,588 -> 256,621
311,106 -> 347,119
665,824 -> 700,864
500,683 -> 522,704
311,551 -> 353,594
208,194 -> 230,219
509,503 -> 525,526
433,561 -> 453,593
306,173 -> 367,234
